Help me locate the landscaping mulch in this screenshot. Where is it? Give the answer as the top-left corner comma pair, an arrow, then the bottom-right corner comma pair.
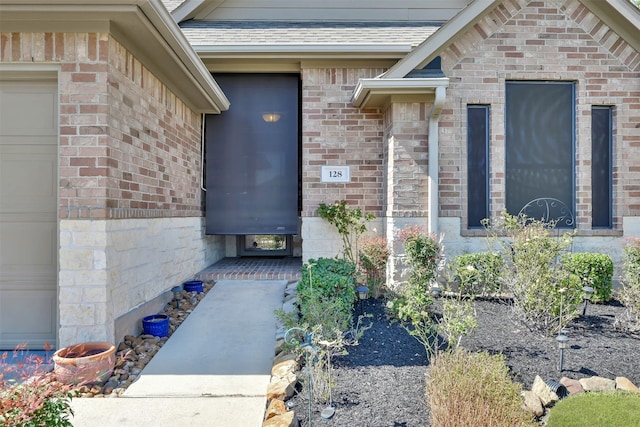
290,297 -> 640,427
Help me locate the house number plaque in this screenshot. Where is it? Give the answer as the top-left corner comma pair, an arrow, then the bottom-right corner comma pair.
321,166 -> 350,183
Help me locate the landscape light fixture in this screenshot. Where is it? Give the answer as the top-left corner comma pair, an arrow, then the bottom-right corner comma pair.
556,331 -> 569,372
357,285 -> 369,300
430,284 -> 442,297
581,286 -> 594,316
171,286 -> 183,310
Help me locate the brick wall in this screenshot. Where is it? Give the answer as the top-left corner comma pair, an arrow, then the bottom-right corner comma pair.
301,67 -> 386,217
437,0 -> 640,234
1,31 -> 223,347
1,32 -> 205,219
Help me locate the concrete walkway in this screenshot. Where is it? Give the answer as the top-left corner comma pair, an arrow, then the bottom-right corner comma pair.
70,280 -> 287,427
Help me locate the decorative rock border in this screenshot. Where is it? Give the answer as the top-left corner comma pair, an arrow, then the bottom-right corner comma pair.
263,280 -> 300,427
522,374 -> 639,421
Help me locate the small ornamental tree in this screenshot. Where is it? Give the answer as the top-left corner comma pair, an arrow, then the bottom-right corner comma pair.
317,200 -> 374,266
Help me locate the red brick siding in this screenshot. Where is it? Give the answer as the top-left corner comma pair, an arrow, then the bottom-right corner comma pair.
438,0 -> 640,232
1,32 -> 203,219
301,68 -> 386,217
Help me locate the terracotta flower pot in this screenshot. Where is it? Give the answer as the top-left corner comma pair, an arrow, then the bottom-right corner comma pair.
52,341 -> 116,385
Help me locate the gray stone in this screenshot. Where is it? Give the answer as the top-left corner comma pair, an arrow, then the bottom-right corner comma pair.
531,375 -> 560,406
272,359 -> 297,378
264,399 -> 287,421
263,410 -> 296,427
579,376 -> 616,392
282,299 -> 297,314
615,376 -> 639,392
267,373 -> 297,400
521,390 -> 544,417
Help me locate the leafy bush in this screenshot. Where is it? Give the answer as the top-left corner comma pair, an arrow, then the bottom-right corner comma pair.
1,345 -> 76,426
398,226 -> 442,287
358,236 -> 390,298
296,258 -> 357,337
387,227 -> 445,357
426,349 -> 535,427
618,238 -> 640,333
484,213 -> 582,335
561,252 -> 613,303
317,200 -> 374,265
547,391 -> 640,427
451,252 -> 504,297
279,257 -> 369,405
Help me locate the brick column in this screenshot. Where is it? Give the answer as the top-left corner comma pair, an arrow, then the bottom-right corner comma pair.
382,101 -> 431,287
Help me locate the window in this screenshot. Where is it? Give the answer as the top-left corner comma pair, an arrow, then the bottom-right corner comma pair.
591,106 -> 613,228
467,105 -> 490,228
505,81 -> 575,228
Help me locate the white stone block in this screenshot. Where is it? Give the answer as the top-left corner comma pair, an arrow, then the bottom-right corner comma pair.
60,248 -> 94,270
60,304 -> 95,326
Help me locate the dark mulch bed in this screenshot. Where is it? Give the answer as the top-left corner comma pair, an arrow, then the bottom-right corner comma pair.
290,297 -> 639,427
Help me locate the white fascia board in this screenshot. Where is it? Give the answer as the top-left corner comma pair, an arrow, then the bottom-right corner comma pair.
384,0 -> 500,78
351,78 -> 449,108
142,0 -> 229,112
171,0 -> 210,23
193,44 -> 415,59
581,0 -> 640,53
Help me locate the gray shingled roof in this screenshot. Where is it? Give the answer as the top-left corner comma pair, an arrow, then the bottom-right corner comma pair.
179,21 -> 441,47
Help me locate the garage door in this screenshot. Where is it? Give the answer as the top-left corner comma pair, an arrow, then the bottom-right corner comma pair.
0,79 -> 58,350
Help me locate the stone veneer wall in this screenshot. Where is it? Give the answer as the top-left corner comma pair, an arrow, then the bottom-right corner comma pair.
1,32 -> 225,347
433,0 -> 640,271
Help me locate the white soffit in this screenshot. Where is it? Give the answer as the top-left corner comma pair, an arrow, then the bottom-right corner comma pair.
0,0 -> 229,114
351,78 -> 449,108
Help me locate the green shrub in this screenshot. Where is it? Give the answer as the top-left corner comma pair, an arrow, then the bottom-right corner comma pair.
317,200 -> 374,265
561,252 -> 613,303
296,258 -> 357,338
484,213 -> 582,335
358,236 -> 390,298
451,252 -> 504,297
426,349 -> 535,427
398,225 -> 442,287
547,391 -> 640,427
387,227 -> 444,357
618,238 -> 640,333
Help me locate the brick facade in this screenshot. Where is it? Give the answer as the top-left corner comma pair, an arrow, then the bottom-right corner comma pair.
301,67 -> 386,217
438,0 -> 640,234
1,32 -> 205,220
1,31 -> 223,346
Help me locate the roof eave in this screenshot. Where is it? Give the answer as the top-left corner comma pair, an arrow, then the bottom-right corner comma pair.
193,44 -> 416,60
351,78 -> 450,108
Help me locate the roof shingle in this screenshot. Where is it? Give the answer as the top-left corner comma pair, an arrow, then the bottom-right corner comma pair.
180,21 -> 441,47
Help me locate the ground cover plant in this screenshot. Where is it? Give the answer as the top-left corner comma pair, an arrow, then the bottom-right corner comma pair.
546,391 -> 640,427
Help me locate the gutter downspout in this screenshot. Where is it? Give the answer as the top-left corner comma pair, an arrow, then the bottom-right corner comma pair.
200,113 -> 206,192
428,86 -> 446,235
